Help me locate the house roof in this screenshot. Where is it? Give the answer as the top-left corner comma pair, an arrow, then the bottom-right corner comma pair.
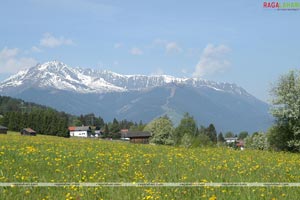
120,129 -> 129,133
0,125 -> 8,130
126,131 -> 151,138
22,128 -> 36,133
68,126 -> 76,131
68,126 -> 91,131
225,137 -> 238,140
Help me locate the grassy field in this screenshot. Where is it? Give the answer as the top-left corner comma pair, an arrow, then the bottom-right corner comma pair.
0,132 -> 299,200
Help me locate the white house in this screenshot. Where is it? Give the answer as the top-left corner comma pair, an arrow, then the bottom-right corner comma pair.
225,137 -> 238,144
68,126 -> 92,137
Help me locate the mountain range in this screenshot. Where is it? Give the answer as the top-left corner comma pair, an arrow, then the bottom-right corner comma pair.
0,61 -> 273,133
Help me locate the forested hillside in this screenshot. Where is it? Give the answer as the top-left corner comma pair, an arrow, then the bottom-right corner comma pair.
0,96 -> 69,137
0,96 -> 144,138
0,96 -> 49,113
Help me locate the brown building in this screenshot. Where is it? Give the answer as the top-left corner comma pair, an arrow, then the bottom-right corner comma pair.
120,129 -> 129,140
21,128 -> 37,136
126,131 -> 151,144
236,140 -> 245,148
0,125 -> 8,134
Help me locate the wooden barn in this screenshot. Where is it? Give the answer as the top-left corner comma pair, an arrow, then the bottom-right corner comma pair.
126,131 -> 151,144
0,125 -> 8,134
21,128 -> 37,136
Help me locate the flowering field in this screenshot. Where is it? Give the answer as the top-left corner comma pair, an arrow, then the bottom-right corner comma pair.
0,132 -> 299,200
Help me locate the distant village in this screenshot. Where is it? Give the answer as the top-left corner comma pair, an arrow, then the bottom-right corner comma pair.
0,123 -> 245,148
0,95 -> 249,149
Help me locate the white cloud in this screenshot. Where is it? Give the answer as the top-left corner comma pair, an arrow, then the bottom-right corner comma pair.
130,47 -> 143,56
193,44 -> 231,78
153,39 -> 168,46
114,43 -> 123,49
31,46 -> 42,53
152,39 -> 183,54
40,33 -> 74,48
0,47 -> 37,73
0,47 -> 19,58
166,42 -> 182,54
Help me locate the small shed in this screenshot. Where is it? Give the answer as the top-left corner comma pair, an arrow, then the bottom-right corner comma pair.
0,125 -> 8,134
126,131 -> 151,144
236,140 -> 245,148
21,128 -> 37,136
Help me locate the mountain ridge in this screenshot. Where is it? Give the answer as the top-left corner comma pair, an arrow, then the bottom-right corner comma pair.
0,61 -> 273,133
0,61 -> 250,97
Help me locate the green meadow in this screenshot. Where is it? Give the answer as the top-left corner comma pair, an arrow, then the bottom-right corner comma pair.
0,132 -> 299,200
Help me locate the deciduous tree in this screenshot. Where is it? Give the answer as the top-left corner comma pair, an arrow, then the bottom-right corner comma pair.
269,70 -> 300,152
144,116 -> 174,145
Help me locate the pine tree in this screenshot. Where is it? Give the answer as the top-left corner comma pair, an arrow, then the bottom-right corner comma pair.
217,132 -> 225,143
205,124 -> 217,143
110,118 -> 120,133
103,124 -> 109,138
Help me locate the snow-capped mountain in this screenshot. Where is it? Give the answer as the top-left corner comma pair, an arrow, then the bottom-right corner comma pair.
0,61 -> 249,96
0,61 -> 273,133
0,61 -> 125,93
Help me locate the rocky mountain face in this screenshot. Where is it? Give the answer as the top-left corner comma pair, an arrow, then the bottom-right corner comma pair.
0,61 -> 273,133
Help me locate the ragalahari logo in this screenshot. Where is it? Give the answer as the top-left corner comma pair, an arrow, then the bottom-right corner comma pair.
263,1 -> 300,10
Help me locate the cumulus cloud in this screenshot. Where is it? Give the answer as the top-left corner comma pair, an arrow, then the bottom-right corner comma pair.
130,47 -> 143,55
0,47 -> 19,58
166,42 -> 182,54
193,44 -> 231,78
31,46 -> 42,53
0,47 -> 37,73
114,43 -> 123,49
152,39 -> 182,54
40,33 -> 74,48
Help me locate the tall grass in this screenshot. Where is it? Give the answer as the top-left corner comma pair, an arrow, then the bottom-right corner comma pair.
0,132 -> 299,199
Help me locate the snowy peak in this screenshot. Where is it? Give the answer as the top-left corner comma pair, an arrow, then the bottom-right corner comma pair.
37,60 -> 67,71
0,61 -> 125,93
0,61 -> 250,96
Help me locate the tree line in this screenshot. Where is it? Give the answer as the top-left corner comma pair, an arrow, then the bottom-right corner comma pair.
1,109 -> 69,137
75,113 -> 146,139
144,113 -> 250,147
0,96 -> 146,137
0,95 -> 249,143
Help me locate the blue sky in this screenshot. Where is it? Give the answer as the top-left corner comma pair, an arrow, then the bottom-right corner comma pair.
0,0 -> 299,102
